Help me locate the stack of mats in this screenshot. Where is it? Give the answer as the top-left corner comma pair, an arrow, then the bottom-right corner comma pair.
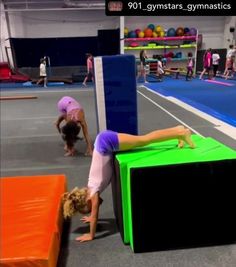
0,174 -> 67,266
112,135 -> 236,252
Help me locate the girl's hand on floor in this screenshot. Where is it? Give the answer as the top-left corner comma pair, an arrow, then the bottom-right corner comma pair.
80,216 -> 92,223
75,233 -> 93,242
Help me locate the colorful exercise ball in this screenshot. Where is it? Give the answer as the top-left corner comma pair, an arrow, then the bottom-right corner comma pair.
152,31 -> 158,37
167,28 -> 176,37
144,28 -> 153,38
155,25 -> 163,33
176,27 -> 184,36
159,31 -> 165,37
138,31 -> 145,38
128,31 -> 137,38
162,57 -> 167,63
124,27 -> 129,35
147,24 -> 155,31
135,29 -> 141,36
184,27 -> 190,34
130,42 -> 139,47
175,52 -> 182,58
189,27 -> 197,36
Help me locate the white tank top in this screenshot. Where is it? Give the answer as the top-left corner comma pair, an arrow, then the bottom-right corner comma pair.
87,149 -> 113,197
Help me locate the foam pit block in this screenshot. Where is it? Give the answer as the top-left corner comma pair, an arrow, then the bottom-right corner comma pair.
113,135 -> 236,252
0,174 -> 67,266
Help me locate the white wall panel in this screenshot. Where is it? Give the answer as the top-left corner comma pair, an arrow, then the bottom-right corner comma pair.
7,10 -> 119,38
3,13 -> 235,52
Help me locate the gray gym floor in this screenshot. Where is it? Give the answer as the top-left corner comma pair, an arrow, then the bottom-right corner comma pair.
1,85 -> 236,267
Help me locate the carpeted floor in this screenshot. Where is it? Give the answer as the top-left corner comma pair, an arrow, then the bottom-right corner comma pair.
1,84 -> 236,267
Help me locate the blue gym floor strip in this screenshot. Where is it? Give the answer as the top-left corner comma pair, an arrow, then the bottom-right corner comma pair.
146,77 -> 236,127
0,82 -> 94,91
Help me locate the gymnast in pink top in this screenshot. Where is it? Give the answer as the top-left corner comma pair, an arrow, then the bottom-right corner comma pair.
55,96 -> 93,156
62,126 -> 195,243
199,48 -> 212,80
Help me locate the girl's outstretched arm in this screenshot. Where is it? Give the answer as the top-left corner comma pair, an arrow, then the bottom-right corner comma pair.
76,193 -> 100,242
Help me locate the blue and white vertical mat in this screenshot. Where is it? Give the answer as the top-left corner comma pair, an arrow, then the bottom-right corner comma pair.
93,54 -> 138,135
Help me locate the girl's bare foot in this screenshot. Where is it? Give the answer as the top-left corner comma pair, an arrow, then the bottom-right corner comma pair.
64,148 -> 77,156
64,151 -> 73,157
182,129 -> 195,148
178,139 -> 184,148
176,125 -> 185,148
176,126 -> 195,148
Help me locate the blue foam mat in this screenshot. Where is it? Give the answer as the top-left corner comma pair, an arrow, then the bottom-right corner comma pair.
145,76 -> 236,127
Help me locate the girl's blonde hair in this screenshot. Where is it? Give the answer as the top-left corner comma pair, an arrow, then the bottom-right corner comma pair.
62,187 -> 88,218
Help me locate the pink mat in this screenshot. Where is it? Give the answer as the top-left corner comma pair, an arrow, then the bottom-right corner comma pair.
204,79 -> 234,86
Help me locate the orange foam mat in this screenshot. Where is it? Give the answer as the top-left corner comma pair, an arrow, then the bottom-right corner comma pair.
0,174 -> 67,267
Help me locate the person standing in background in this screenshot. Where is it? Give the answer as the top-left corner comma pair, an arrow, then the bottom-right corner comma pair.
212,50 -> 220,79
225,55 -> 235,80
186,52 -> 195,81
83,53 -> 94,86
156,56 -> 165,82
199,48 -> 212,80
223,45 -> 236,76
36,57 -> 47,87
137,49 -> 148,83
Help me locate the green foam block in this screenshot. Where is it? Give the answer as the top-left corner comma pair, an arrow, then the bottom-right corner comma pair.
115,135 -> 236,248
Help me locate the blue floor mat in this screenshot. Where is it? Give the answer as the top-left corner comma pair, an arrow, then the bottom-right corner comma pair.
145,76 -> 236,127
0,82 -> 94,91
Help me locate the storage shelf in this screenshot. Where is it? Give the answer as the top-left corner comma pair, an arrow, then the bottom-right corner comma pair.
124,36 -> 197,42
125,44 -> 196,50
136,57 -> 193,62
124,33 -> 198,75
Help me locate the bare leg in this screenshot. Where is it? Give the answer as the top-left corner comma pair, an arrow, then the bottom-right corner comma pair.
118,125 -> 195,151
225,71 -> 228,80
83,76 -> 88,86
44,77 -> 47,87
36,78 -> 43,85
199,69 -> 206,79
143,68 -> 148,83
137,64 -> 143,81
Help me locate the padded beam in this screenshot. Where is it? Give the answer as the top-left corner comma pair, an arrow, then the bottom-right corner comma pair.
113,135 -> 236,252
0,96 -> 37,100
0,174 -> 67,266
164,68 -> 186,79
